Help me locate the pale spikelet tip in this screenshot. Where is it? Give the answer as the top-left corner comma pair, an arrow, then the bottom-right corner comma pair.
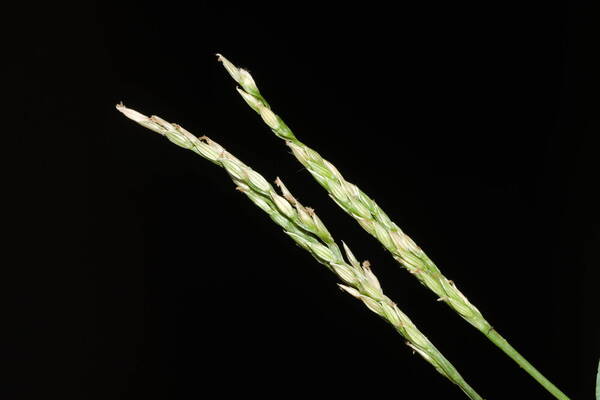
338,284 -> 361,298
116,103 -> 147,123
216,53 -> 241,83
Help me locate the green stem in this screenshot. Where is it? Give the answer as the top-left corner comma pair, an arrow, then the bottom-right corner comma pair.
459,381 -> 485,400
485,328 -> 569,400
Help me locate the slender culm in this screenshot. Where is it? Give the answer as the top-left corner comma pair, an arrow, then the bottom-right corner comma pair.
217,55 -> 570,400
117,103 -> 485,400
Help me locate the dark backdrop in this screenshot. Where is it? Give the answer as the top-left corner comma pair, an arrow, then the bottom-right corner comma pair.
15,1 -> 599,399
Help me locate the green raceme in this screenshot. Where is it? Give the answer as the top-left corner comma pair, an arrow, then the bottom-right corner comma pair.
217,54 -> 571,400
117,103 -> 484,400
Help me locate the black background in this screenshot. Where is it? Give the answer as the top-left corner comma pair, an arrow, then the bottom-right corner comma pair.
15,1 -> 599,399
